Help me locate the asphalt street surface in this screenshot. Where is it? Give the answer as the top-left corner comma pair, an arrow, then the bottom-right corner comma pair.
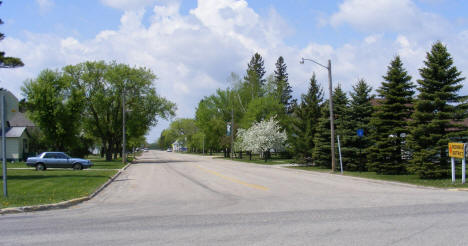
2,150 -> 468,245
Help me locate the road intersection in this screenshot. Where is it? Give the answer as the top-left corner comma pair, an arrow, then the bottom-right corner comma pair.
2,150 -> 468,245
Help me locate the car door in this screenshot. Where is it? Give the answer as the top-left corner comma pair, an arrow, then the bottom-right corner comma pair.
55,153 -> 70,168
42,153 -> 55,167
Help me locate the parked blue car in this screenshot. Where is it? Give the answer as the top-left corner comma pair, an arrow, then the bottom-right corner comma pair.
26,152 -> 93,171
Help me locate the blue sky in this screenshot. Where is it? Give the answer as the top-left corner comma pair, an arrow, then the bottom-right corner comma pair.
1,0 -> 468,142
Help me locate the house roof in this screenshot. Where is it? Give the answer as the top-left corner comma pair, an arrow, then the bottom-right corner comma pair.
9,112 -> 35,127
0,127 -> 27,138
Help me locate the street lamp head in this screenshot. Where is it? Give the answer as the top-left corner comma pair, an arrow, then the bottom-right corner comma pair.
300,58 -> 305,64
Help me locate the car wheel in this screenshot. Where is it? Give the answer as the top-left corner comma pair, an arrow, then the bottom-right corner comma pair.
73,163 -> 83,170
36,163 -> 46,171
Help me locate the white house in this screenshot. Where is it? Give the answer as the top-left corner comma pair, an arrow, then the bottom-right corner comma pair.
0,88 -> 34,161
172,140 -> 185,152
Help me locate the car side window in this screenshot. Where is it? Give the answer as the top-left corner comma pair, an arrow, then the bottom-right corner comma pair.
56,153 -> 67,159
44,153 -> 53,158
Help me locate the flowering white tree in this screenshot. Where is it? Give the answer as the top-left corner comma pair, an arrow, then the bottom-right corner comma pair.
236,117 -> 287,161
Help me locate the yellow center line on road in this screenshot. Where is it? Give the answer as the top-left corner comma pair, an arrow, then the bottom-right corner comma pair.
448,188 -> 468,191
196,165 -> 269,191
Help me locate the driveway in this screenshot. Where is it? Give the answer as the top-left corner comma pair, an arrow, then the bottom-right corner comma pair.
2,150 -> 468,245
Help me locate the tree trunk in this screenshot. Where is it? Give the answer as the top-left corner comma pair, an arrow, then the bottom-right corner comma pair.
105,140 -> 113,161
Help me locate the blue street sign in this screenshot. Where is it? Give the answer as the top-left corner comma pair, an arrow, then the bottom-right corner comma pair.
357,129 -> 364,137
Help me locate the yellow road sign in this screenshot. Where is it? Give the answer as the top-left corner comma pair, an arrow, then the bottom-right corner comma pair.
449,143 -> 465,159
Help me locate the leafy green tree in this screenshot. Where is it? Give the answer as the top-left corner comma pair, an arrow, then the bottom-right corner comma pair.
240,95 -> 284,129
195,96 -> 229,154
0,1 -> 23,69
65,61 -> 175,160
367,56 -> 415,174
346,79 -> 374,171
408,42 -> 468,178
158,128 -> 178,150
21,70 -> 86,154
166,118 -> 199,151
290,73 -> 323,162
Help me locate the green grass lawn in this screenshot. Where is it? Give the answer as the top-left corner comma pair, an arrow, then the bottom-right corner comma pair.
0,169 -> 117,208
87,157 -> 130,170
4,162 -> 27,168
291,166 -> 468,189
217,153 -> 293,165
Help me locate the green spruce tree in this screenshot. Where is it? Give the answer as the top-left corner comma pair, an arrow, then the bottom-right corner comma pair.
332,85 -> 353,169
273,56 -> 294,114
313,101 -> 331,167
243,53 -> 266,99
313,85 -> 349,168
347,79 -> 374,171
367,56 -> 415,174
290,73 -> 323,162
408,42 -> 468,179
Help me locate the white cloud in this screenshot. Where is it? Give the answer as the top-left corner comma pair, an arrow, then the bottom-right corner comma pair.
1,0 -> 467,142
330,0 -> 449,38
36,0 -> 54,14
364,34 -> 382,44
100,0 -> 157,11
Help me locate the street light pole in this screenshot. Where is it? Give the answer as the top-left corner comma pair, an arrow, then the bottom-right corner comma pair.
300,57 -> 336,172
231,98 -> 234,159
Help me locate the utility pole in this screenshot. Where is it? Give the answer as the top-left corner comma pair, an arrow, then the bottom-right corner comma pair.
300,58 -> 336,172
231,99 -> 234,159
122,87 -> 126,165
327,59 -> 336,172
1,93 -> 7,197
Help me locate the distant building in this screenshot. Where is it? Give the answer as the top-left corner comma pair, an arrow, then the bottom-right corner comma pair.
172,140 -> 186,152
0,88 -> 36,161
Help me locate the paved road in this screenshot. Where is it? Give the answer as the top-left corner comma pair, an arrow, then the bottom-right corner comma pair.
3,150 -> 468,245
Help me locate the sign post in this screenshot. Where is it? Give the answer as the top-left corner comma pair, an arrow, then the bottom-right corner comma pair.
463,144 -> 467,184
1,93 -> 7,197
449,142 -> 466,184
337,135 -> 343,174
357,129 -> 364,172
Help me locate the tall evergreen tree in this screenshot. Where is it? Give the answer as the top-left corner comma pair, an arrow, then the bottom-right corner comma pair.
313,85 -> 349,168
332,85 -> 353,169
273,56 -> 293,114
408,42 -> 468,179
290,73 -> 323,162
243,53 -> 266,98
367,56 -> 415,174
0,1 -> 23,68
313,101 -> 331,167
347,79 -> 374,171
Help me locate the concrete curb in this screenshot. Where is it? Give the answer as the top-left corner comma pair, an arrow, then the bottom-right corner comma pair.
0,161 -> 133,215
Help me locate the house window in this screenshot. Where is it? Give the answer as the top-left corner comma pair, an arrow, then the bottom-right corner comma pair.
23,139 -> 28,151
